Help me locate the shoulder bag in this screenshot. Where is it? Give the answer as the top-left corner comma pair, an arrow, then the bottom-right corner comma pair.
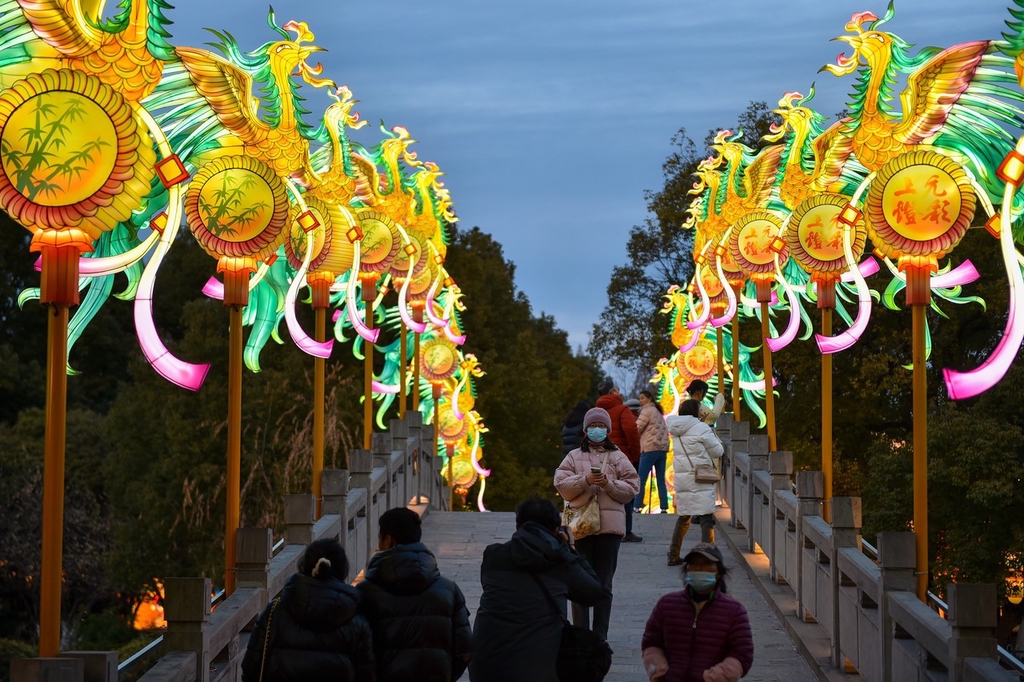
529,572 -> 612,682
561,452 -> 608,540
257,596 -> 281,682
676,436 -> 720,484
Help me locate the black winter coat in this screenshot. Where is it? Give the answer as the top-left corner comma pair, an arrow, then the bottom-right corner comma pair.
468,522 -> 607,682
561,421 -> 584,455
240,573 -> 375,682
356,542 -> 472,682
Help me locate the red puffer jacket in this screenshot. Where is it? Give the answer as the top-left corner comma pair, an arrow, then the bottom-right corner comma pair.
641,588 -> 754,682
595,393 -> 641,462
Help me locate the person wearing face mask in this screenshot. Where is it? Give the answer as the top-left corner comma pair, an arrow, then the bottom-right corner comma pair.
641,543 -> 753,682
554,406 -> 641,641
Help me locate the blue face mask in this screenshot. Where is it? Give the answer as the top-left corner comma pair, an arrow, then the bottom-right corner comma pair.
586,426 -> 607,442
684,571 -> 718,592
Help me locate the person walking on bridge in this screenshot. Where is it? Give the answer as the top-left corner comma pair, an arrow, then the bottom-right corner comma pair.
555,406 -> 640,640
641,543 -> 753,682
241,538 -> 374,682
356,507 -> 473,682
469,497 -> 607,682
595,380 -> 643,542
666,399 -> 724,565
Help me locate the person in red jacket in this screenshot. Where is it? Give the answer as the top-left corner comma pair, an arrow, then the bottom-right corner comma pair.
641,543 -> 754,682
595,379 -> 643,542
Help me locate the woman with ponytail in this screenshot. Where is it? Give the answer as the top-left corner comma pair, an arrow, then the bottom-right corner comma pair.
241,538 -> 375,681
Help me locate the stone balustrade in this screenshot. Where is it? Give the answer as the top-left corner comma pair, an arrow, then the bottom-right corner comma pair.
11,413 -> 448,682
717,412 -> 1020,682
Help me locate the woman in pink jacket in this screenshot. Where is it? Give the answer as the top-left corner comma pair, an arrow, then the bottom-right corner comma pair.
634,390 -> 671,513
554,407 -> 640,641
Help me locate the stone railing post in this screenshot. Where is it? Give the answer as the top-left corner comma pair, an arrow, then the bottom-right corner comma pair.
745,434 -> 769,551
795,470 -> 823,622
236,527 -> 273,598
768,450 -> 793,582
829,497 -> 862,667
322,469 -> 350,547
284,494 -> 315,545
59,653 -> 115,682
161,577 -> 212,682
390,417 -> 411,506
714,412 -> 734,510
9,659 -> 83,682
372,432 -> 395,509
408,412 -> 424,505
877,531 -> 917,680
948,583 -> 999,682
728,418 -> 749,528
349,449 -> 376,558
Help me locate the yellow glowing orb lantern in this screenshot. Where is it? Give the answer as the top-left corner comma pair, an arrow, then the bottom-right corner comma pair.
0,69 -> 155,303
730,211 -> 787,303
421,337 -> 460,384
787,193 -> 867,308
184,155 -> 290,306
437,402 -> 468,444
354,209 -> 401,291
865,150 -> 975,305
678,338 -> 717,382
283,196 -> 342,308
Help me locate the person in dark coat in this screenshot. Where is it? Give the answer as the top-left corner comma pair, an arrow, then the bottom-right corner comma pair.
641,543 -> 754,682
468,497 -> 608,682
561,400 -> 589,455
241,538 -> 374,682
356,507 -> 472,682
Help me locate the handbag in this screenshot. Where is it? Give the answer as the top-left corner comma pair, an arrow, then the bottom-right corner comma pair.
562,453 -> 608,540
529,572 -> 613,682
676,436 -> 720,484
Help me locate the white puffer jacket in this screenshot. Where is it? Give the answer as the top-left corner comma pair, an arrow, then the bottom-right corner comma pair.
666,415 -> 724,516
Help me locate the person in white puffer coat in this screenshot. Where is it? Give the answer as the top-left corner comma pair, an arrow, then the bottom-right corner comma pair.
664,399 -> 724,566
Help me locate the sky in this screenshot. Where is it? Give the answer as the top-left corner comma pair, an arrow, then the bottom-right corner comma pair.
167,0 -> 1016,355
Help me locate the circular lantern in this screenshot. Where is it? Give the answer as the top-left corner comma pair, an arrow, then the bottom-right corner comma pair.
355,209 -> 400,278
865,150 -> 975,266
420,337 -> 459,383
677,338 -> 716,381
407,256 -> 439,303
390,230 -> 426,280
184,155 -> 289,263
0,69 -> 154,239
438,403 -> 468,443
787,193 -> 867,280
284,196 -> 333,271
314,202 -> 358,276
730,211 -> 788,278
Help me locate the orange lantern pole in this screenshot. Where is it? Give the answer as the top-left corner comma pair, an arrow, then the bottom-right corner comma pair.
819,282 -> 836,524
412,307 -> 424,412
731,286 -> 742,421
907,267 -> 930,601
399,321 -> 408,419
37,244 -> 84,656
716,327 -> 725,396
757,287 -> 777,451
311,277 -> 331,518
446,442 -> 455,510
363,278 -> 376,450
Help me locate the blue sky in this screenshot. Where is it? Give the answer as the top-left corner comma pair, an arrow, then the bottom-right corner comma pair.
168,0 -> 1015,353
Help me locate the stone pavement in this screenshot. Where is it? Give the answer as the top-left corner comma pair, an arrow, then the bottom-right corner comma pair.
422,508 -> 818,682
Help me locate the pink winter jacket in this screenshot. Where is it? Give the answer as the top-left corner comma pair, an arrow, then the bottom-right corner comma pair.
642,588 -> 754,681
636,404 -> 670,453
554,446 -> 640,537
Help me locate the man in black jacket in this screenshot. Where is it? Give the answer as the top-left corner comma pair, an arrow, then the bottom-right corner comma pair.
469,497 -> 608,682
356,507 -> 472,682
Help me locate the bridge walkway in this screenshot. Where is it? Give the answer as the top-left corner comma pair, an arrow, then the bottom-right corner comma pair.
422,508 -> 820,682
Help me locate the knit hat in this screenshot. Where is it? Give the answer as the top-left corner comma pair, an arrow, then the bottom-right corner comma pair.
583,407 -> 612,430
624,398 -> 640,412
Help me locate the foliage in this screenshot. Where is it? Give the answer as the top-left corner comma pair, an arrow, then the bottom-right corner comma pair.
0,637 -> 35,682
443,225 -> 601,510
589,101 -> 781,375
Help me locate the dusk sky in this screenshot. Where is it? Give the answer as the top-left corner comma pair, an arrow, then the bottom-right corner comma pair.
169,0 -> 1016,356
